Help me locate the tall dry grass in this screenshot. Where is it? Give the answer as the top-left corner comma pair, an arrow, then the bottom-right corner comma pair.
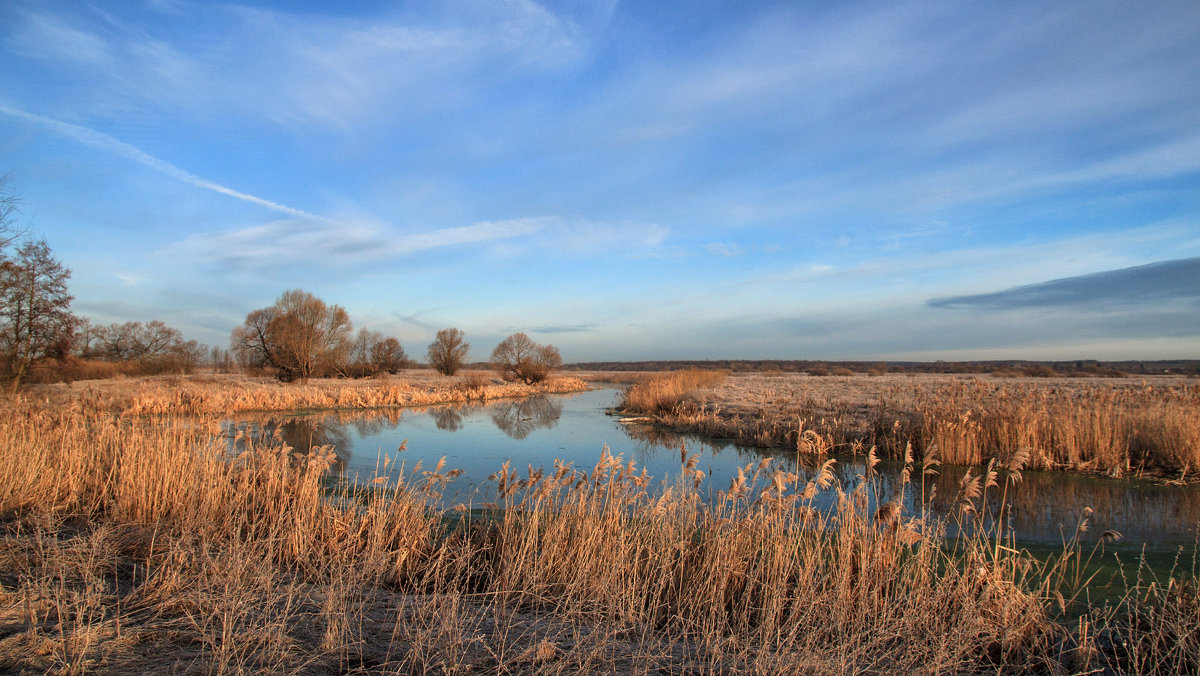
895,379 -> 1200,474
618,368 -> 728,414
623,374 -> 1200,477
41,371 -> 589,416
1,396 -> 1196,673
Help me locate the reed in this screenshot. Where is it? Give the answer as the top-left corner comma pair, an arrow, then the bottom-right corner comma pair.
37,370 -> 589,416
618,368 -> 728,414
1,396 -> 1195,673
621,373 -> 1200,477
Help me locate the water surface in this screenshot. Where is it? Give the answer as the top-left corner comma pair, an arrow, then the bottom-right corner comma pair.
226,388 -> 1200,556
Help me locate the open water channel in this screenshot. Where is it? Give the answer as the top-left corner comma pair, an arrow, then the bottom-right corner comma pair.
226,388 -> 1200,561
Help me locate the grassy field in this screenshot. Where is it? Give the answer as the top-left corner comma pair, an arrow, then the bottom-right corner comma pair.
618,371 -> 1200,479
0,372 -> 1197,673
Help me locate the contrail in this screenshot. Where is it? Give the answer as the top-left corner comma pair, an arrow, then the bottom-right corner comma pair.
2,104 -> 548,257
0,104 -> 329,222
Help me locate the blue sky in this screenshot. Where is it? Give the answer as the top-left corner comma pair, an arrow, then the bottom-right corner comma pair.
2,0 -> 1198,362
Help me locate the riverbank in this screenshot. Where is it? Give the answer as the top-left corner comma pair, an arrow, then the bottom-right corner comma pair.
616,371 -> 1200,481
3,396 -> 1196,674
28,369 -> 591,416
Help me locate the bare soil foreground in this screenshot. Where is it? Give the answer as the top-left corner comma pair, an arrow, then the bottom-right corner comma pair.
1,371 -> 1197,674
615,371 -> 1200,481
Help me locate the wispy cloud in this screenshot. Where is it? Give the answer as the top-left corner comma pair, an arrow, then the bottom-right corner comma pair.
0,105 -> 324,220
6,1 -> 595,128
527,323 -> 598,334
171,216 -> 550,268
928,258 -> 1200,311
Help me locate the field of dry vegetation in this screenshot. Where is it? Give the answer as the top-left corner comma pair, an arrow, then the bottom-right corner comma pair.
37,369 -> 589,416
619,370 -> 1200,480
0,371 -> 1197,673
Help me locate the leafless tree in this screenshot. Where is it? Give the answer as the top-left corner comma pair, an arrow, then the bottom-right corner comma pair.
86,320 -> 205,374
231,306 -> 280,372
95,320 -> 181,360
209,345 -> 235,373
427,328 -> 469,376
0,240 -> 78,391
0,173 -> 25,253
231,290 -> 352,382
371,336 -> 408,374
489,332 -> 562,384
344,328 -> 408,377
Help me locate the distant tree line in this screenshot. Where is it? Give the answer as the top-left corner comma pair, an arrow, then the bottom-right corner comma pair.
231,290 -> 564,384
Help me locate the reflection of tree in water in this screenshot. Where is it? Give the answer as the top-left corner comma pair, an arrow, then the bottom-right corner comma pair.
278,417 -> 353,473
489,395 -> 562,440
434,407 -> 464,432
230,415 -> 353,474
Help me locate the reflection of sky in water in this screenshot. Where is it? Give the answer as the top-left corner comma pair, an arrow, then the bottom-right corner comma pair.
226,388 -> 1200,552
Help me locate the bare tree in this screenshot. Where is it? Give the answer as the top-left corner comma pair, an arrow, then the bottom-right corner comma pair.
95,320 -> 181,360
489,332 -> 562,385
209,345 -> 234,373
343,328 -> 408,377
371,336 -> 408,374
0,173 -> 25,254
231,307 -> 280,372
85,320 -> 205,374
345,327 -> 381,377
0,240 -> 78,391
427,328 -> 469,376
231,290 -> 352,382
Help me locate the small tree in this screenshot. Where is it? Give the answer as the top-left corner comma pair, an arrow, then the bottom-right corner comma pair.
345,328 -> 408,377
0,240 -> 79,391
489,332 -> 562,385
91,320 -> 200,372
231,290 -> 352,382
371,336 -> 408,374
427,328 -> 469,376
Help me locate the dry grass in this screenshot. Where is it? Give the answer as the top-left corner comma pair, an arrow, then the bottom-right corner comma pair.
0,393 -> 1196,673
618,368 -> 728,414
32,369 -> 589,416
620,372 -> 1200,477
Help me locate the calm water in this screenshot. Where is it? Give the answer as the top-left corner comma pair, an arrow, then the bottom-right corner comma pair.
225,388 -> 1200,555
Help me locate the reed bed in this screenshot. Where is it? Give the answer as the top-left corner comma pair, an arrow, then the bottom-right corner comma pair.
39,370 -> 589,417
618,368 -> 729,414
620,373 -> 1200,477
1,398 -> 1196,673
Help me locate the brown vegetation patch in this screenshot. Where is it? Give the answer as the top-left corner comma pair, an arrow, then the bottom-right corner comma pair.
32,369 -> 589,416
619,373 -> 1200,478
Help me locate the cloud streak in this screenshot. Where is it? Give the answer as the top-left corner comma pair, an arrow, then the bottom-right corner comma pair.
927,258 -> 1200,310
172,216 -> 550,268
0,104 -> 325,221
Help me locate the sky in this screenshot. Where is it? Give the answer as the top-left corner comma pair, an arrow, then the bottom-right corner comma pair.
1,0 -> 1198,362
